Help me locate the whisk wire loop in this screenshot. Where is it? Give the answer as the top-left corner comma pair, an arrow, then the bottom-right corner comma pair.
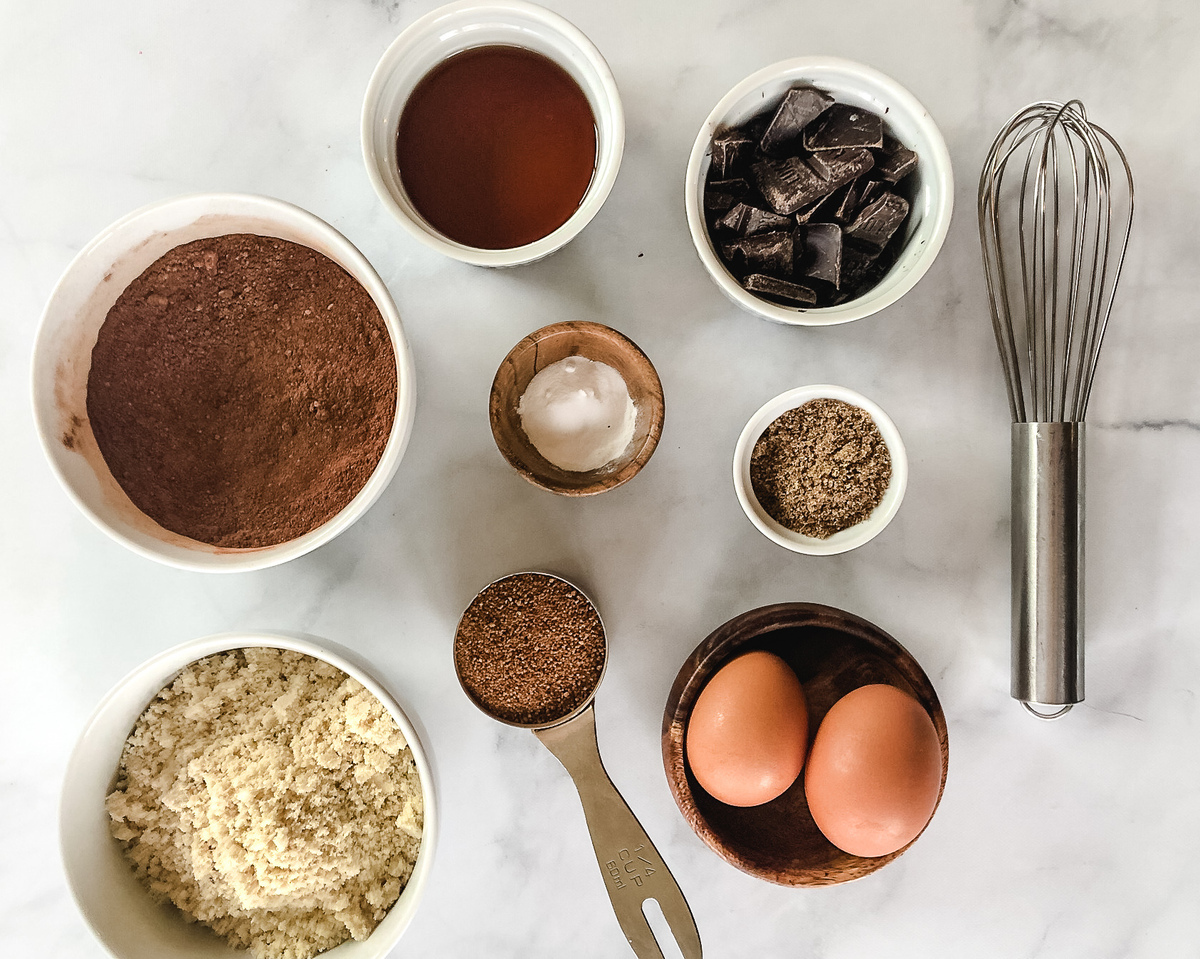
978,99 -> 1133,425
1082,125 -> 1134,415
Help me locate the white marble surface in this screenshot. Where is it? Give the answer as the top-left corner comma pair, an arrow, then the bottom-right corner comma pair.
2,0 -> 1198,956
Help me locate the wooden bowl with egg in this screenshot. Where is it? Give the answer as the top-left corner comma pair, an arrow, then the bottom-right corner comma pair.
489,320 -> 665,495
662,603 -> 948,886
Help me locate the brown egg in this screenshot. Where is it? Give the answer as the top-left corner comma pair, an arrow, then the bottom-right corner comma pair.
804,683 -> 943,858
685,650 -> 808,807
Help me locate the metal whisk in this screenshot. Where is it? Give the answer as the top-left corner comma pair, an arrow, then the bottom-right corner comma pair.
978,100 -> 1134,719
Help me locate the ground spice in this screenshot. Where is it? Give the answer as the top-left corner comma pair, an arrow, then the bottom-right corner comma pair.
86,234 -> 397,548
749,398 -> 891,539
454,573 -> 606,726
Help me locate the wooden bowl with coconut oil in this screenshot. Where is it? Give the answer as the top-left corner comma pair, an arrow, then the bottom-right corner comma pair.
489,320 -> 664,495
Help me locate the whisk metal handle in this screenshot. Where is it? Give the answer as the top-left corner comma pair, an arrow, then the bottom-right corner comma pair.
1011,422 -> 1084,715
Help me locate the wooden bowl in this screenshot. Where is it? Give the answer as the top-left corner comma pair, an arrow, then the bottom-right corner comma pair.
489,321 -> 665,495
662,603 -> 948,886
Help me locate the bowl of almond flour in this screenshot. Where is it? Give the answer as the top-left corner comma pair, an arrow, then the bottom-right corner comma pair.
60,633 -> 437,959
31,193 -> 416,572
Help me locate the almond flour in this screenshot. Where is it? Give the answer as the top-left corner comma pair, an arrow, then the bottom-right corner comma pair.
105,648 -> 423,959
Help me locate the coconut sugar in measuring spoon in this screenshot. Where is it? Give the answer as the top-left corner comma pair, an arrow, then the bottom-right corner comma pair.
454,572 -> 702,959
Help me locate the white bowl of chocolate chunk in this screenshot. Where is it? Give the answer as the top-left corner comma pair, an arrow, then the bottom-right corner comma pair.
60,632 -> 437,959
686,57 -> 954,326
31,193 -> 416,572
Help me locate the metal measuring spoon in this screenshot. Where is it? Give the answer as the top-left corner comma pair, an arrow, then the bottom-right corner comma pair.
454,571 -> 702,959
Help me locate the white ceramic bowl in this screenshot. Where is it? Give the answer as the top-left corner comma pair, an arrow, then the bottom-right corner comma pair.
686,57 -> 954,326
30,193 -> 416,572
734,385 -> 908,554
60,632 -> 438,959
361,0 -> 624,267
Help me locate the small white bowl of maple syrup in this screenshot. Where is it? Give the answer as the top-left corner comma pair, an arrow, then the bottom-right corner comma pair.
361,0 -> 625,267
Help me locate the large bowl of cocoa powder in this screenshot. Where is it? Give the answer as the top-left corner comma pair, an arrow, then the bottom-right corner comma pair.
32,194 -> 416,571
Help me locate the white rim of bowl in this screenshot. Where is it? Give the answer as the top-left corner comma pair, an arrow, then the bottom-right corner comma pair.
30,193 -> 416,573
733,384 -> 909,554
361,0 -> 625,267
685,56 -> 954,326
60,631 -> 438,958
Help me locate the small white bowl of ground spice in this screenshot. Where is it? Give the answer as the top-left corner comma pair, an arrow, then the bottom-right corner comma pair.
734,385 -> 907,555
60,632 -> 436,959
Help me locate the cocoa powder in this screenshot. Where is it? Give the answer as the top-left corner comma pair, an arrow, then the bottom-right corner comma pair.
86,234 -> 397,548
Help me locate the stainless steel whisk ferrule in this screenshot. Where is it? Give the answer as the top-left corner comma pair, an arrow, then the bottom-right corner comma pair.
978,100 -> 1134,719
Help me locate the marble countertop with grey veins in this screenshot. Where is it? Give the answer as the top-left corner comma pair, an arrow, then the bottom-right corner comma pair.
2,0 -> 1197,956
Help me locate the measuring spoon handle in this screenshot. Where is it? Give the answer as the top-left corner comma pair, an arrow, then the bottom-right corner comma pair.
535,705 -> 702,959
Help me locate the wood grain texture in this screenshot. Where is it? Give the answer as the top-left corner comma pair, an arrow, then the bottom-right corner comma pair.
661,603 -> 948,886
489,321 -> 665,495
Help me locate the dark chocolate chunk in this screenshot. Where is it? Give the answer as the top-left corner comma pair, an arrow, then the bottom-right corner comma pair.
803,104 -> 884,151
874,135 -> 919,183
806,147 -> 875,186
705,189 -> 741,217
714,203 -> 749,234
710,130 -> 756,179
831,182 -> 860,224
839,240 -> 901,301
857,179 -> 887,208
743,273 -> 818,307
744,207 -> 794,235
793,191 -> 837,225
838,243 -> 882,292
759,85 -> 834,154
716,203 -> 793,236
802,223 -> 843,286
845,193 -> 910,248
722,231 -> 794,278
705,178 -> 750,219
707,177 -> 750,199
870,239 -> 902,282
751,157 -> 832,215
